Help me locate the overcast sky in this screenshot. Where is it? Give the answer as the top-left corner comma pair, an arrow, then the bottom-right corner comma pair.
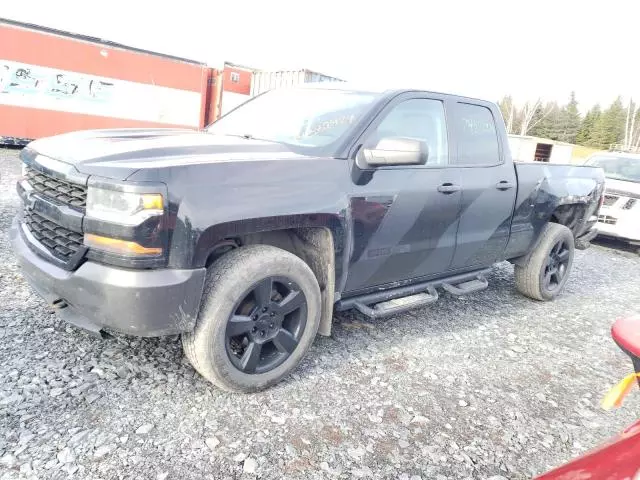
4,0 -> 639,109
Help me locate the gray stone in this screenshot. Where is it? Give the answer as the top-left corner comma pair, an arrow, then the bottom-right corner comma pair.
0,394 -> 23,406
94,444 -> 116,458
205,437 -> 220,450
68,429 -> 91,446
57,447 -> 76,464
135,423 -> 154,435
0,454 -> 17,468
411,415 -> 429,424
347,446 -> 366,461
233,452 -> 247,463
243,457 -> 257,474
270,415 -> 286,425
50,387 -> 64,397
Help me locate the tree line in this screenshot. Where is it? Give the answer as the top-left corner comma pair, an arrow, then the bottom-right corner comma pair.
497,93 -> 640,150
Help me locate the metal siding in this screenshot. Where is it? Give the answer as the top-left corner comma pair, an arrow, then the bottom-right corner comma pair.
250,69 -> 343,96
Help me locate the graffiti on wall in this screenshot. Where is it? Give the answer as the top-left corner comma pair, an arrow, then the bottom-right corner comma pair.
0,62 -> 114,102
0,60 -> 202,127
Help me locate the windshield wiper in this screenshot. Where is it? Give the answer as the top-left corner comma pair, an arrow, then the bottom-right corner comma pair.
208,132 -> 256,140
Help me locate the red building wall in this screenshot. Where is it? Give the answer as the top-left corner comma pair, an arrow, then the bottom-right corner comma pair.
222,66 -> 252,95
1,20 -> 209,141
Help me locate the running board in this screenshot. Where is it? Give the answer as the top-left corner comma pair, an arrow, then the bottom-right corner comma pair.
336,269 -> 490,319
441,275 -> 488,296
354,287 -> 439,319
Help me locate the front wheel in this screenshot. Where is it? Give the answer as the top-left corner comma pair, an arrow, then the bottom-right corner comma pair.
515,223 -> 575,301
182,245 -> 321,393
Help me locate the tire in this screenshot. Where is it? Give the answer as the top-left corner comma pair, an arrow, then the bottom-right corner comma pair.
514,223 -> 575,301
182,245 -> 321,393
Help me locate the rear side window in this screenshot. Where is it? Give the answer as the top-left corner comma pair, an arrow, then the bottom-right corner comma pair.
453,103 -> 501,166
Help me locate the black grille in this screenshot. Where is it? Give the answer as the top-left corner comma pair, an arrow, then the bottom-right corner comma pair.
602,194 -> 619,207
25,166 -> 87,209
23,209 -> 84,260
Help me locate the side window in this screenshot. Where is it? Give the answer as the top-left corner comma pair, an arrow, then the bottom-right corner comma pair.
453,103 -> 501,165
366,98 -> 448,166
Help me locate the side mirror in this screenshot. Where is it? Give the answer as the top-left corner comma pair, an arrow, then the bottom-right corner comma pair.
358,137 -> 428,167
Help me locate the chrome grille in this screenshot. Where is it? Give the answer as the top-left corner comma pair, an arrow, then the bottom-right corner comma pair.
598,214 -> 618,225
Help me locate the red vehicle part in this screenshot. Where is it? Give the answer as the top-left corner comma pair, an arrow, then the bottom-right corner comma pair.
536,315 -> 640,480
612,314 -> 640,373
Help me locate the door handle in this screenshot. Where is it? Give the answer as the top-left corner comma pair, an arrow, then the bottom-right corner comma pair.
496,181 -> 515,191
437,183 -> 461,194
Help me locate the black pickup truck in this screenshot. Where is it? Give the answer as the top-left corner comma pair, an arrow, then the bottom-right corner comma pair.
10,85 -> 604,392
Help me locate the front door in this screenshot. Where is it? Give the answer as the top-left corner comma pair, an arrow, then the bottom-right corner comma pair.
343,94 -> 463,293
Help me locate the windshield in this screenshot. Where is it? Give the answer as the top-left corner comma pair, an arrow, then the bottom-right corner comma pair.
207,88 -> 378,153
587,155 -> 640,183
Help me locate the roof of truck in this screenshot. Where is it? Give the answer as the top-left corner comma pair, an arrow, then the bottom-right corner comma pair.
296,81 -> 495,105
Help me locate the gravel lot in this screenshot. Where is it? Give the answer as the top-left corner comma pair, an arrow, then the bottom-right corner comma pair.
1,146 -> 639,480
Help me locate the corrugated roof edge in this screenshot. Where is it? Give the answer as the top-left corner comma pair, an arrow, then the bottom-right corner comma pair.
0,17 -> 206,66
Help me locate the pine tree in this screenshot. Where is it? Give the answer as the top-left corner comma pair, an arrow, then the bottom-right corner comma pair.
557,91 -> 581,143
575,104 -> 601,146
530,102 -> 561,139
591,97 -> 626,148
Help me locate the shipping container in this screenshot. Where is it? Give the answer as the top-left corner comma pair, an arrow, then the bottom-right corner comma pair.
0,18 -> 223,144
508,135 -> 575,164
250,69 -> 344,97
218,62 -> 253,117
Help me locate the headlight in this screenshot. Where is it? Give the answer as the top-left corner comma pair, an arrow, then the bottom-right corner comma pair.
83,233 -> 162,256
84,186 -> 165,258
86,187 -> 163,225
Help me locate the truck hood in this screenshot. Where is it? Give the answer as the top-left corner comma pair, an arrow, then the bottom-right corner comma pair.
25,128 -> 306,180
604,178 -> 640,197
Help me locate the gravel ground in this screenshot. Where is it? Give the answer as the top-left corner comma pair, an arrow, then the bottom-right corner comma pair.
1,146 -> 639,480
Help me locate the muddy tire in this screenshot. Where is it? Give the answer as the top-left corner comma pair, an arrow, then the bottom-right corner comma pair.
515,223 -> 575,301
182,245 -> 321,393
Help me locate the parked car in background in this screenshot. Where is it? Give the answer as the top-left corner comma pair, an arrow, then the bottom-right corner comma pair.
586,152 -> 640,253
536,314 -> 640,479
11,85 -> 605,392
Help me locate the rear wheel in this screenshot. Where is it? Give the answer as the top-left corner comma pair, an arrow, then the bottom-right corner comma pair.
182,245 -> 321,392
515,223 -> 575,301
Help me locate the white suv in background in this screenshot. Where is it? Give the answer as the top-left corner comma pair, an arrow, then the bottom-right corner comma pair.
586,152 -> 640,252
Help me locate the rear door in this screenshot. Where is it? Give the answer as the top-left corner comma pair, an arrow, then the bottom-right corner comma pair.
448,100 -> 518,269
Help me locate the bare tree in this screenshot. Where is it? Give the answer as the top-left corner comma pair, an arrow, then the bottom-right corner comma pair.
519,99 -> 553,136
623,98 -> 637,150
624,98 -> 632,148
505,103 -> 516,134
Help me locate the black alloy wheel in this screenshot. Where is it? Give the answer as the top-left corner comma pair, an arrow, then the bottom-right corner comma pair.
542,239 -> 571,292
225,276 -> 307,374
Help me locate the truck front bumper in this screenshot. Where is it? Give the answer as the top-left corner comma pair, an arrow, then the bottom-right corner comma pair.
10,218 -> 207,337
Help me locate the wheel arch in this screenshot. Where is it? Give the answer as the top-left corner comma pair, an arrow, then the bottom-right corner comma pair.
548,202 -> 587,235
195,215 -> 345,336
